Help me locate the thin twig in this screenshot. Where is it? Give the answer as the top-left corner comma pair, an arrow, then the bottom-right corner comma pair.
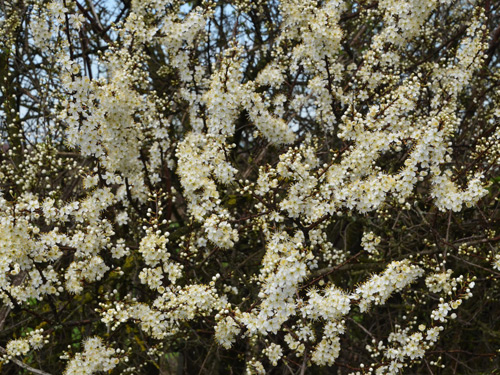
0,347 -> 53,375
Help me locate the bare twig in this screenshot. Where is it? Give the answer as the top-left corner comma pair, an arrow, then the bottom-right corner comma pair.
0,347 -> 53,375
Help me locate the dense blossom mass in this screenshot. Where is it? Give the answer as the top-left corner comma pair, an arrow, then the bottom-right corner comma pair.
0,0 -> 499,374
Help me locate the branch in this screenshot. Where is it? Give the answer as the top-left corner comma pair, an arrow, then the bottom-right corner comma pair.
0,347 -> 53,375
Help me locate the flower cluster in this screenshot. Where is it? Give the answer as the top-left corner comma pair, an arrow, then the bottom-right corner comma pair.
354,260 -> 424,312
0,0 -> 498,373
4,329 -> 46,358
63,337 -> 123,375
